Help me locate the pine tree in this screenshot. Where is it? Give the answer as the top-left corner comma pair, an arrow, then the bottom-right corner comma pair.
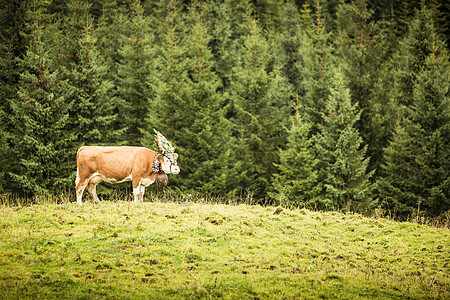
273,0 -> 303,101
228,13 -> 289,200
298,0 -> 335,134
147,0 -> 235,195
0,0 -> 29,191
223,0 -> 251,40
95,2 -> 124,140
63,0 -> 120,145
250,0 -> 284,31
379,0 -> 420,39
378,6 -> 450,217
201,0 -> 235,91
394,1 -> 445,108
271,95 -> 318,208
8,1 -> 75,193
179,3 -> 235,195
144,0 -> 189,190
335,0 -> 389,174
314,68 -> 374,211
117,0 -> 154,145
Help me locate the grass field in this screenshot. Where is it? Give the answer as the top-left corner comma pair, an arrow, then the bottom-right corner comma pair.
0,197 -> 448,299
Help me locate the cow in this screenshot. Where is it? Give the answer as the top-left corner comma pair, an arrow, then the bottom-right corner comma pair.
75,133 -> 179,205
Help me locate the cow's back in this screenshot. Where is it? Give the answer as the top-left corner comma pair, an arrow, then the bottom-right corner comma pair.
77,146 -> 156,182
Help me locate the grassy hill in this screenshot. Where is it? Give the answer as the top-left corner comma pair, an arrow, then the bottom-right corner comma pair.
0,198 -> 448,299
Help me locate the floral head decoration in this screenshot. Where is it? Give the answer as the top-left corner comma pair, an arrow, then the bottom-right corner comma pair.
156,131 -> 175,154
154,130 -> 178,168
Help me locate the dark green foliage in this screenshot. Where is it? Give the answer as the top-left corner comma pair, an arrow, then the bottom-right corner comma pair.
116,0 -> 154,145
378,6 -> 450,217
143,0 -> 190,187
63,0 -> 121,145
336,0 -> 390,173
8,3 -> 75,193
205,0 -> 238,91
228,14 -> 289,200
274,1 -> 303,100
0,0 -> 29,191
146,0 -> 235,195
0,0 -> 448,218
298,1 -> 335,134
314,69 -> 374,211
94,3 -> 124,141
271,96 -> 319,207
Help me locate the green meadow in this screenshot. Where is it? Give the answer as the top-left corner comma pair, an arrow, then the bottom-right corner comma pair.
0,197 -> 448,299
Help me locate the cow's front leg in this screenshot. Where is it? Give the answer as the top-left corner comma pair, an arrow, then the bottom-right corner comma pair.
133,185 -> 145,203
139,186 -> 145,202
132,180 -> 144,203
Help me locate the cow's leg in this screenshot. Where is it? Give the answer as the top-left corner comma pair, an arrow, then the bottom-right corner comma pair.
139,186 -> 146,203
75,169 -> 88,206
133,184 -> 144,203
76,184 -> 87,206
86,182 -> 101,204
132,179 -> 144,203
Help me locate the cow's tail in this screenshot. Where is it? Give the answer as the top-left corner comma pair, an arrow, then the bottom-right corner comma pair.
75,169 -> 79,186
75,147 -> 84,186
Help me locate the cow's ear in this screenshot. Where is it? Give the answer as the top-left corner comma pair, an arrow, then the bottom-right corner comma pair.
174,153 -> 178,160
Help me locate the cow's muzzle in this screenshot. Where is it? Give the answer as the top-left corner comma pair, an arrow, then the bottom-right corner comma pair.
171,165 -> 180,174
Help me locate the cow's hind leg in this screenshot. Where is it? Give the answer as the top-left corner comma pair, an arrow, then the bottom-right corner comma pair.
76,168 -> 93,206
75,178 -> 88,206
86,182 -> 101,204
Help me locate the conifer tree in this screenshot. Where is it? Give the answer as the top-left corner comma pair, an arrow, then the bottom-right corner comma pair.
63,0 -> 121,145
201,0 -> 235,90
271,95 -> 318,207
314,68 -> 374,211
117,0 -> 154,145
298,0 -> 334,134
8,2 -> 75,193
273,1 -> 303,100
180,3 -> 236,195
147,0 -> 234,195
335,0 -> 389,173
318,0 -> 340,31
95,4 -> 122,73
144,0 -> 189,190
0,0 -> 29,190
394,0 -> 420,38
378,5 -> 450,217
95,3 -> 124,137
228,13 -> 289,200
223,0 -> 251,39
393,1 -> 445,108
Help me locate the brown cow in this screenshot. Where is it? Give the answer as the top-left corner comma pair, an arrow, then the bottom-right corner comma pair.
75,146 -> 179,205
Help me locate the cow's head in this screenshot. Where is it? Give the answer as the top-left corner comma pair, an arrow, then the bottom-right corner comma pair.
156,131 -> 180,174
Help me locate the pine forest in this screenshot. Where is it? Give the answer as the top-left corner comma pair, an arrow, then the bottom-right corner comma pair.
0,0 -> 449,220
